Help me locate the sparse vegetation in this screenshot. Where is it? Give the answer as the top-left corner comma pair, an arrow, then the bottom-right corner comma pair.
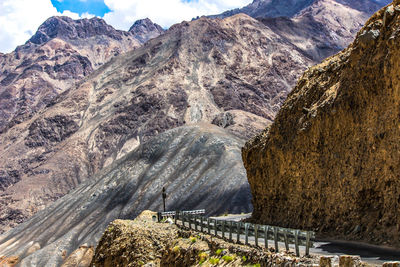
190,236 -> 197,243
222,255 -> 233,262
242,255 -> 247,262
198,252 -> 208,265
215,248 -> 223,255
138,260 -> 144,265
209,257 -> 220,265
172,246 -> 180,253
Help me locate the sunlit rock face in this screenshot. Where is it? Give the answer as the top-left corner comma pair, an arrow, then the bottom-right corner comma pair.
243,1 -> 400,248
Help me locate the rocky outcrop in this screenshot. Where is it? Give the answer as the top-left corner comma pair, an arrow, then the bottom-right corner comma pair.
90,211 -> 319,267
243,1 -> 400,247
0,14 -> 310,233
0,124 -> 252,266
129,18 -> 165,43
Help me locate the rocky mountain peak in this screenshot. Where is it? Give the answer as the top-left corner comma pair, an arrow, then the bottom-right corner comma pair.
28,16 -> 125,45
128,18 -> 164,43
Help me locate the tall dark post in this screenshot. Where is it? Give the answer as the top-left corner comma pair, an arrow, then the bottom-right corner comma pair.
162,187 -> 167,212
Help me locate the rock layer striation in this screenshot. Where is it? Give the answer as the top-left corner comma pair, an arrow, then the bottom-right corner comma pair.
243,1 -> 400,247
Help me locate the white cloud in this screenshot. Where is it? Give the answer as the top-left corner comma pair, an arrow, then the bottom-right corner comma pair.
103,0 -> 252,30
0,0 -> 89,53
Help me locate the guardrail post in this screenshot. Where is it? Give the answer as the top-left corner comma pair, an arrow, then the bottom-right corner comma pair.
195,215 -> 198,231
284,229 -> 289,251
200,216 -> 204,232
175,211 -> 179,224
273,227 -> 279,252
254,224 -> 259,247
245,223 -> 249,245
189,214 -> 193,229
214,219 -> 218,237
306,231 -> 311,256
207,218 -> 211,234
229,221 -> 233,241
295,230 -> 300,257
264,226 -> 269,249
236,222 -> 241,243
221,220 -> 225,239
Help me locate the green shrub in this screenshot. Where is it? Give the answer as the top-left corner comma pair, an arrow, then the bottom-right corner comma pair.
190,236 -> 197,243
198,252 -> 208,265
209,257 -> 220,265
172,246 -> 180,253
242,255 -> 247,262
222,255 -> 233,263
215,249 -> 223,255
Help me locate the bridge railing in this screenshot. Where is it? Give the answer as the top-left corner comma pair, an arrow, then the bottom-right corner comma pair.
172,211 -> 314,257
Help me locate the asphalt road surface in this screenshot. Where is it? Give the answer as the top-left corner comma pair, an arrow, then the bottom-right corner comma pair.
193,214 -> 400,266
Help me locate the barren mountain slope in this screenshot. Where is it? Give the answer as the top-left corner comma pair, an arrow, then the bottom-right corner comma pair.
0,14 -> 308,233
0,124 -> 251,267
243,1 -> 400,247
212,0 -> 389,62
0,16 -> 164,134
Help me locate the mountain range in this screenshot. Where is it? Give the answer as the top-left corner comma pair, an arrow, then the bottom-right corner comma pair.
0,0 -> 392,265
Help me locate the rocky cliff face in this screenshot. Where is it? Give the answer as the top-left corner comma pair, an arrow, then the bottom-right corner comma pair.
243,1 -> 400,247
212,0 -> 389,62
0,16 -> 164,134
0,124 -> 252,266
0,14 -> 309,233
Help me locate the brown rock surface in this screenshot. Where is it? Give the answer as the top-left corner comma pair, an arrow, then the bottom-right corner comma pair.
0,14 -> 311,233
242,1 -> 400,247
90,211 -> 319,267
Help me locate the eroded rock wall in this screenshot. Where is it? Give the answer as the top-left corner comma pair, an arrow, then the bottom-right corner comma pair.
242,1 -> 400,247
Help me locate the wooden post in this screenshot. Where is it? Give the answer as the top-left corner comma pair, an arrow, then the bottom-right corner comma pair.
200,216 -> 204,232
229,221 -> 233,241
254,224 -> 259,247
264,226 -> 269,249
306,231 -> 311,256
273,227 -> 279,252
236,222 -> 241,243
284,230 -> 289,251
294,230 -> 300,257
221,220 -> 225,239
207,218 -> 211,234
245,223 -> 249,245
194,215 -> 198,231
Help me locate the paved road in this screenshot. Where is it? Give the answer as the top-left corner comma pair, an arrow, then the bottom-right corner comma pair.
186,214 -> 400,266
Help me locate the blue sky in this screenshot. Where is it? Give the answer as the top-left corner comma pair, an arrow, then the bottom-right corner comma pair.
50,0 -> 111,17
0,0 -> 252,53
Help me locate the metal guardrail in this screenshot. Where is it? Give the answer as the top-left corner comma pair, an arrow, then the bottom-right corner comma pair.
172,211 -> 314,257
158,209 -> 205,221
